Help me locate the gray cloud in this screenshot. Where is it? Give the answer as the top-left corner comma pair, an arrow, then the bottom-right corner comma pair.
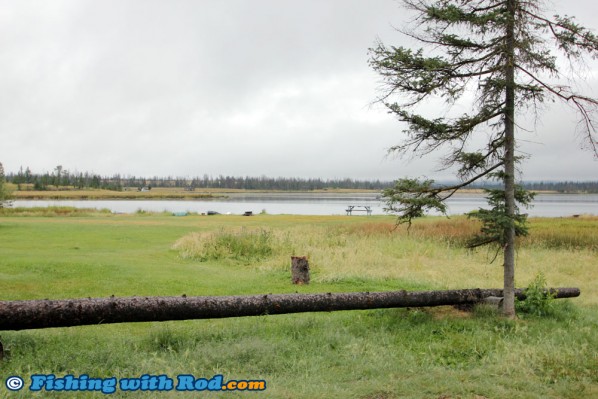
1,0 -> 597,180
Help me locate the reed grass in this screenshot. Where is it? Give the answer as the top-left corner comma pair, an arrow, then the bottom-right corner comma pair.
11,187 -> 221,200
172,215 -> 598,304
173,228 -> 275,262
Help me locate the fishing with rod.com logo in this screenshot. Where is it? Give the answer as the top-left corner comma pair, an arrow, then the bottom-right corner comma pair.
4,373 -> 266,394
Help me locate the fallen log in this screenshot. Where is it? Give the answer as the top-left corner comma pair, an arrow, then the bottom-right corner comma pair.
0,287 -> 580,331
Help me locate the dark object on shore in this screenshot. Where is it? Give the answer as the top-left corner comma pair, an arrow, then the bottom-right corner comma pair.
207,210 -> 219,215
346,205 -> 372,216
291,256 -> 310,285
243,211 -> 253,216
0,287 -> 579,331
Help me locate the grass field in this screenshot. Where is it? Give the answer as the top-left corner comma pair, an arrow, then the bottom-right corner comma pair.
0,210 -> 596,398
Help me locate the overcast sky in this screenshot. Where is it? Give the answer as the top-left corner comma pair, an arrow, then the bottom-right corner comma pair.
1,0 -> 597,181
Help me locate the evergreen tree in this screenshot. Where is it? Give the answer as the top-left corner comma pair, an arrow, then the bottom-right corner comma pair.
369,0 -> 598,316
24,167 -> 32,184
0,162 -> 11,208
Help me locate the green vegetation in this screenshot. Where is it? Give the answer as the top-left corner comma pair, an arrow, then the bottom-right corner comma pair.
0,161 -> 11,208
8,165 -> 392,192
7,165 -> 598,193
174,228 -> 275,263
0,211 -> 596,398
516,273 -> 557,318
0,206 -> 112,217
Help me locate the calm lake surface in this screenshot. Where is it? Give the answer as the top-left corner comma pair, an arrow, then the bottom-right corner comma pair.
11,193 -> 598,217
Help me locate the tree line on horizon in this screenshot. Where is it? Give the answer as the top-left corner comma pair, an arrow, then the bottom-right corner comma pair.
6,166 -> 390,191
5,166 -> 598,193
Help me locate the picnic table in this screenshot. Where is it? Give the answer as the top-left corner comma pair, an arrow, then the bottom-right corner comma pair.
345,205 -> 372,216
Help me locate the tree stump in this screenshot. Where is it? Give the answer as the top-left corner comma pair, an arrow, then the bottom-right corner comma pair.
291,256 -> 310,285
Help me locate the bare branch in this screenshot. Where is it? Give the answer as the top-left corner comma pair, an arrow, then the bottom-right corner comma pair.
516,65 -> 598,156
435,161 -> 505,201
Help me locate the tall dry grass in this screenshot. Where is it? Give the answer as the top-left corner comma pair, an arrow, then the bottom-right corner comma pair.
11,187 -> 219,200
173,216 -> 598,304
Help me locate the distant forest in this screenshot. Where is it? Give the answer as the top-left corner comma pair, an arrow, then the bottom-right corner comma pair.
6,166 -> 598,193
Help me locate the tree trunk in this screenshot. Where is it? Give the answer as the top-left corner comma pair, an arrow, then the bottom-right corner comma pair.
503,0 -> 517,318
291,256 -> 310,284
0,288 -> 579,331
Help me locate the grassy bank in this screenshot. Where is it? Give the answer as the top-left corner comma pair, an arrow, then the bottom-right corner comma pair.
0,211 -> 596,398
8,185 -> 382,200
10,186 -> 224,200
7,184 -> 573,201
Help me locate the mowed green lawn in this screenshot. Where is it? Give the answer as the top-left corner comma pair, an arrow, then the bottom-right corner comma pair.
0,210 -> 596,398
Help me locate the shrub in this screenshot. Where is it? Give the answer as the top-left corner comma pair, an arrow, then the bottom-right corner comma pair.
174,228 -> 275,263
516,273 -> 556,317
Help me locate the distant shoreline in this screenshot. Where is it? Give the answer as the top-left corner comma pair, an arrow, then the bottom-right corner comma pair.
11,188 -> 225,200
9,186 -> 589,200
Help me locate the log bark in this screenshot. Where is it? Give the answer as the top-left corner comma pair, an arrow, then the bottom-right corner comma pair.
291,256 -> 310,284
0,287 -> 580,331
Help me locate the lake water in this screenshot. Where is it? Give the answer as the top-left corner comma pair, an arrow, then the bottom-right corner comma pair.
11,192 -> 598,217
